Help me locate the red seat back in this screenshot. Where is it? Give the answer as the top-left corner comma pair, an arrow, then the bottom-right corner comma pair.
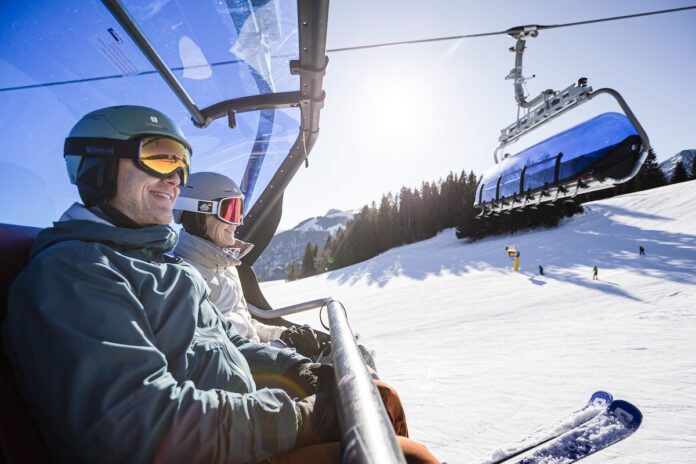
0,223 -> 50,463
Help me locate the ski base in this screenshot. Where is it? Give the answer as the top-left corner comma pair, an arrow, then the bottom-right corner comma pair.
480,391 -> 612,464
514,399 -> 642,464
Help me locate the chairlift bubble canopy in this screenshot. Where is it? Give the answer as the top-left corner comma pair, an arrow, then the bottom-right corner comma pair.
475,29 -> 650,217
476,112 -> 641,207
0,0 -> 326,262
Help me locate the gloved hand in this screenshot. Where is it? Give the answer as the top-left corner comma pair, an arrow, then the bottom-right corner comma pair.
314,330 -> 332,354
280,324 -> 321,357
294,392 -> 340,447
282,362 -> 335,399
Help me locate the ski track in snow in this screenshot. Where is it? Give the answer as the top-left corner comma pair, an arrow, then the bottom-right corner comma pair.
262,181 -> 696,463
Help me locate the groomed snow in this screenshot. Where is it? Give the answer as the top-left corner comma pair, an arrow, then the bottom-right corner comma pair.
262,180 -> 696,463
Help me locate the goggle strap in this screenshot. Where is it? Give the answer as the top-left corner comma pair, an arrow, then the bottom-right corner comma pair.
64,137 -> 139,159
175,197 -> 219,215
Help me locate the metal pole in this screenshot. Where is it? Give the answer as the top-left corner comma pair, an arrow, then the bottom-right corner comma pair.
327,301 -> 406,464
100,0 -> 207,126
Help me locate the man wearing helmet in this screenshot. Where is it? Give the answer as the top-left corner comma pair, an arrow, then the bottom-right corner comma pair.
172,172 -> 376,372
3,106 -> 439,463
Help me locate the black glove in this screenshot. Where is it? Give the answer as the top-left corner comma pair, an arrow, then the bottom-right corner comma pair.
294,392 -> 340,447
280,324 -> 321,357
314,330 -> 332,357
282,362 -> 335,399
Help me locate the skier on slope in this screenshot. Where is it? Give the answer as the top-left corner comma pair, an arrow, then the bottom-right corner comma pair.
592,265 -> 599,280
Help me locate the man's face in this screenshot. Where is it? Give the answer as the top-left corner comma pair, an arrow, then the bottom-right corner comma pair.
110,159 -> 180,226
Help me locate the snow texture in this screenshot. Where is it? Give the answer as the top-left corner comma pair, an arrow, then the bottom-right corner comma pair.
262,180 -> 696,463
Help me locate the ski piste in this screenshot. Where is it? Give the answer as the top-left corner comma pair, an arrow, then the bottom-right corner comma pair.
478,391 -> 613,464
514,399 -> 642,464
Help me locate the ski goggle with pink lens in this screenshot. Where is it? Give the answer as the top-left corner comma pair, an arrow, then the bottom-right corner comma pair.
175,196 -> 244,225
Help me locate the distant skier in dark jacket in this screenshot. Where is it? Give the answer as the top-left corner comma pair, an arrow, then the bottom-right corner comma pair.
639,246 -> 645,256
538,265 -> 544,275
592,266 -> 599,280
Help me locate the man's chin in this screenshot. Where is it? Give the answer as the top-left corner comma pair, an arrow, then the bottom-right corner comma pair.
148,210 -> 174,226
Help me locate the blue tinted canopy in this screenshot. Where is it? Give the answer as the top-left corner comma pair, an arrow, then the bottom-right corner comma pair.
0,0 -> 326,241
477,112 -> 641,205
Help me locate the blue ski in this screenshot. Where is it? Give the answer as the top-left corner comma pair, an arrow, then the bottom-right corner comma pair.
514,399 -> 642,464
479,391 -> 613,464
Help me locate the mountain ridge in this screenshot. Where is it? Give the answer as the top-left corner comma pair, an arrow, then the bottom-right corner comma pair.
252,209 -> 355,281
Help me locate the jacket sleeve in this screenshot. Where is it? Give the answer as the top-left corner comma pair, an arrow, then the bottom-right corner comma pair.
221,317 -> 310,379
3,247 -> 299,464
252,318 -> 288,342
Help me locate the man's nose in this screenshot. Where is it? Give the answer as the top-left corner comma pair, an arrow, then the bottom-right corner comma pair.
163,170 -> 181,187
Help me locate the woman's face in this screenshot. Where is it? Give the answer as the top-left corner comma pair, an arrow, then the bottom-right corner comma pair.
205,215 -> 237,248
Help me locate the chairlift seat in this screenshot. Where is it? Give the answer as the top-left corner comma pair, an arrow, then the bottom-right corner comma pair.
0,223 -> 49,463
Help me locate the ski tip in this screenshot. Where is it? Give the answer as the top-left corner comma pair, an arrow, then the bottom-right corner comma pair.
589,390 -> 613,408
609,400 -> 643,430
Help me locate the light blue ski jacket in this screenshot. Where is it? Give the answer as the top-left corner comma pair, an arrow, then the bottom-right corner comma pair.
3,204 -> 307,463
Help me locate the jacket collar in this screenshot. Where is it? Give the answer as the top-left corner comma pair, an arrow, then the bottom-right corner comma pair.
30,203 -> 178,260
175,229 -> 253,269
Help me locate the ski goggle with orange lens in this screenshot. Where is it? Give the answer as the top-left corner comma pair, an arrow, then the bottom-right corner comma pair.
64,136 -> 191,184
175,196 -> 244,225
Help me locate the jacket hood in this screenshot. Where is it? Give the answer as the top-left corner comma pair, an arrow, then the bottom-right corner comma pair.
30,203 -> 178,259
175,229 -> 253,269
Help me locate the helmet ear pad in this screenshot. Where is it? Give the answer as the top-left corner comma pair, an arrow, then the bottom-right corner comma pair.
75,157 -> 119,207
180,211 -> 208,238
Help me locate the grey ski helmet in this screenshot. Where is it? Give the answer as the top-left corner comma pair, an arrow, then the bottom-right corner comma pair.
64,105 -> 192,207
174,171 -> 244,236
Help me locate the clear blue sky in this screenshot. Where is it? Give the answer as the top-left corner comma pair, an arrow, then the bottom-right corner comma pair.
278,0 -> 696,230
1,1 -> 694,231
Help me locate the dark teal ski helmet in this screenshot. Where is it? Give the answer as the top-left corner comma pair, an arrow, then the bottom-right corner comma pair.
64,105 -> 192,207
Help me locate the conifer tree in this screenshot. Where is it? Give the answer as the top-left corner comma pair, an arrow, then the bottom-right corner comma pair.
300,243 -> 317,278
377,193 -> 398,253
633,148 -> 667,191
286,261 -> 298,281
671,159 -> 689,184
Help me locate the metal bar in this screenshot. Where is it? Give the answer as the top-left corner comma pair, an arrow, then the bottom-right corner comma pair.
588,88 -> 651,184
100,0 -> 207,126
195,92 -> 306,129
237,0 -> 329,249
247,297 -> 332,319
497,82 -> 593,150
327,301 -> 406,464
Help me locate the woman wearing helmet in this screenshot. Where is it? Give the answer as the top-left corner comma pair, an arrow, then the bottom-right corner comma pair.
171,172 -> 441,454
173,172 -> 378,371
172,172 -> 327,357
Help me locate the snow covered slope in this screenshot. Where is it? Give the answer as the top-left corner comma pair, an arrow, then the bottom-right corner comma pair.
262,180 -> 696,463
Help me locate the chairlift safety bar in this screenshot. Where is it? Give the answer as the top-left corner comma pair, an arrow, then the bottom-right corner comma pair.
326,300 -> 407,464
247,297 -> 333,319
494,86 -> 650,180
100,0 -> 322,130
